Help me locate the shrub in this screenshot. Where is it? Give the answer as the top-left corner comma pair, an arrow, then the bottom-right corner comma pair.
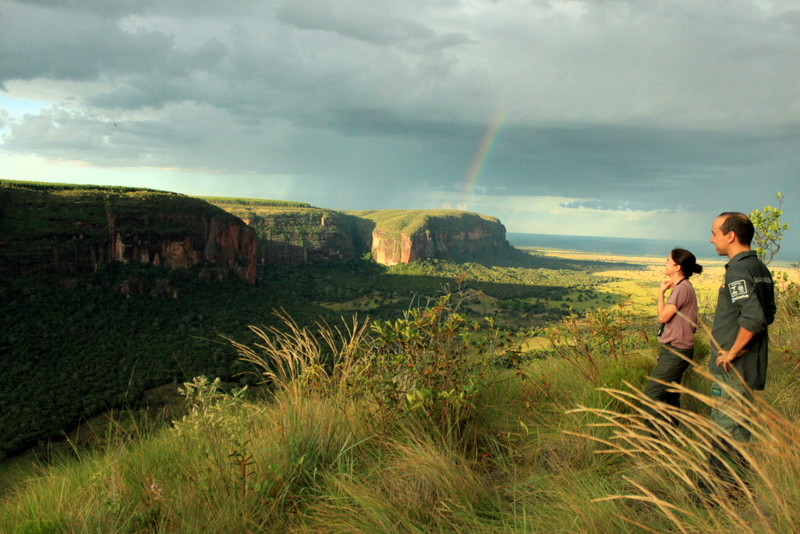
349,294 -> 524,440
229,294 -> 527,445
544,299 -> 650,385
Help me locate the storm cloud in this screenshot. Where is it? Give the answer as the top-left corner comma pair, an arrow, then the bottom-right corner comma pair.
1,0 -> 799,250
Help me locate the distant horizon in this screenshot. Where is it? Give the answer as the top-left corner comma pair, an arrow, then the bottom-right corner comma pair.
507,232 -> 799,265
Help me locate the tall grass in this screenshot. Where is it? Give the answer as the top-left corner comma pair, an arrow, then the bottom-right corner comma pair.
2,289 -> 799,533
570,371 -> 800,533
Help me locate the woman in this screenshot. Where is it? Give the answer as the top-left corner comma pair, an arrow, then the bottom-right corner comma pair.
644,248 -> 702,426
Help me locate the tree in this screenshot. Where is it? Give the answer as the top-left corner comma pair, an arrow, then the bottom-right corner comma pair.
750,192 -> 788,266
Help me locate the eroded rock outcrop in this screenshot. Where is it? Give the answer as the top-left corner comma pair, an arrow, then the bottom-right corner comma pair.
208,201 -> 511,267
0,183 -> 258,286
206,200 -> 366,265
353,210 -> 511,265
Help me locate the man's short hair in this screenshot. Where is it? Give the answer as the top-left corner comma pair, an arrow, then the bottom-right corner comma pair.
718,212 -> 755,246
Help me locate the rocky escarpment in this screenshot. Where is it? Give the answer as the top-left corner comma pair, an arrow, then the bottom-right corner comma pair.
207,199 -> 369,265
0,184 -> 513,291
208,200 -> 512,267
352,210 -> 511,265
0,182 -> 258,287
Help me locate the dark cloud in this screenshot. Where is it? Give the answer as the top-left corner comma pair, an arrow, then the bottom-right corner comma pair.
6,102 -> 797,217
14,0 -> 262,18
455,122 -> 800,206
13,0 -> 148,17
0,2 -> 174,87
276,0 -> 474,51
1,0 -> 799,240
0,107 -> 200,164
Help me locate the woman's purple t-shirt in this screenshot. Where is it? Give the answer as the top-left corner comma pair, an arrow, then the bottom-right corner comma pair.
658,280 -> 698,349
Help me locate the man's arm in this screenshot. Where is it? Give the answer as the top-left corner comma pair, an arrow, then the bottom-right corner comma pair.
715,326 -> 755,372
715,260 -> 766,372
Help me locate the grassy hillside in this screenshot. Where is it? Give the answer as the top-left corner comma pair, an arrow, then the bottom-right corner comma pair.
199,197 -> 312,209
2,280 -> 798,533
0,180 -> 171,195
202,199 -> 333,226
0,180 -> 236,240
204,199 -> 368,263
351,208 -> 500,235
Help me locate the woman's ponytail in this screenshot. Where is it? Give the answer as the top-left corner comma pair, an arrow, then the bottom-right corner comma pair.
671,248 -> 702,278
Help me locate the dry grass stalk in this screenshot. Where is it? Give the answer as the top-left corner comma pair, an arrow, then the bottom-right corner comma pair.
566,359 -> 799,534
227,311 -> 370,393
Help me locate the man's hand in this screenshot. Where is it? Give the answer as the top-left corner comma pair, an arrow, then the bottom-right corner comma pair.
716,348 -> 749,372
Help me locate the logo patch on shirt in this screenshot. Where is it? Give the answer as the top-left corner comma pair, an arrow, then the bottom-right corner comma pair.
728,279 -> 748,302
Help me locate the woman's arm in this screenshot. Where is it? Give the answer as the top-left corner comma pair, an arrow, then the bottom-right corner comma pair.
657,280 -> 678,323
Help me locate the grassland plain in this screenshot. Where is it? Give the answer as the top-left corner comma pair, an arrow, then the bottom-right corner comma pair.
2,247 -> 798,533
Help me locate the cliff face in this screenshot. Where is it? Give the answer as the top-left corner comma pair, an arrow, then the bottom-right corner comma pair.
207,202 -> 511,267
206,200 -> 367,265
0,186 -> 512,278
249,211 -> 360,265
354,210 -> 511,266
0,184 -> 258,286
0,183 -> 513,284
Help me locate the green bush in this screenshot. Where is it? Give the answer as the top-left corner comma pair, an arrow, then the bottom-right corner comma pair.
348,294 -> 524,439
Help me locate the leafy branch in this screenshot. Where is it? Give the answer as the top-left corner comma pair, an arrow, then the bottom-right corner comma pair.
750,192 -> 788,266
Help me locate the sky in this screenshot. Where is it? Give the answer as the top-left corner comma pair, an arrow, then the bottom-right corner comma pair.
1,0 -> 799,258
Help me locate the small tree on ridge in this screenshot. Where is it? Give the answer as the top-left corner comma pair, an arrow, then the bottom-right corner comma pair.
750,192 -> 788,266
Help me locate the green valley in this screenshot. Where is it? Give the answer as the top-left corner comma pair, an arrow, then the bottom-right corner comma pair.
0,180 -> 648,459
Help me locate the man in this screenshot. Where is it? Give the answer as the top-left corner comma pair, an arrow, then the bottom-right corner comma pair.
708,212 -> 776,483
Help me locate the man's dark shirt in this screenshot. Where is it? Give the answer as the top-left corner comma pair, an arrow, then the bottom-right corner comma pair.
709,250 -> 776,390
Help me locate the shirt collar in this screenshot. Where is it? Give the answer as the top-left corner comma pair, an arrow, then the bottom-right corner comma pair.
725,250 -> 757,269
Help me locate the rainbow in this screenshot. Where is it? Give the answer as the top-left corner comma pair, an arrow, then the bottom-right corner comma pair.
462,108 -> 509,208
